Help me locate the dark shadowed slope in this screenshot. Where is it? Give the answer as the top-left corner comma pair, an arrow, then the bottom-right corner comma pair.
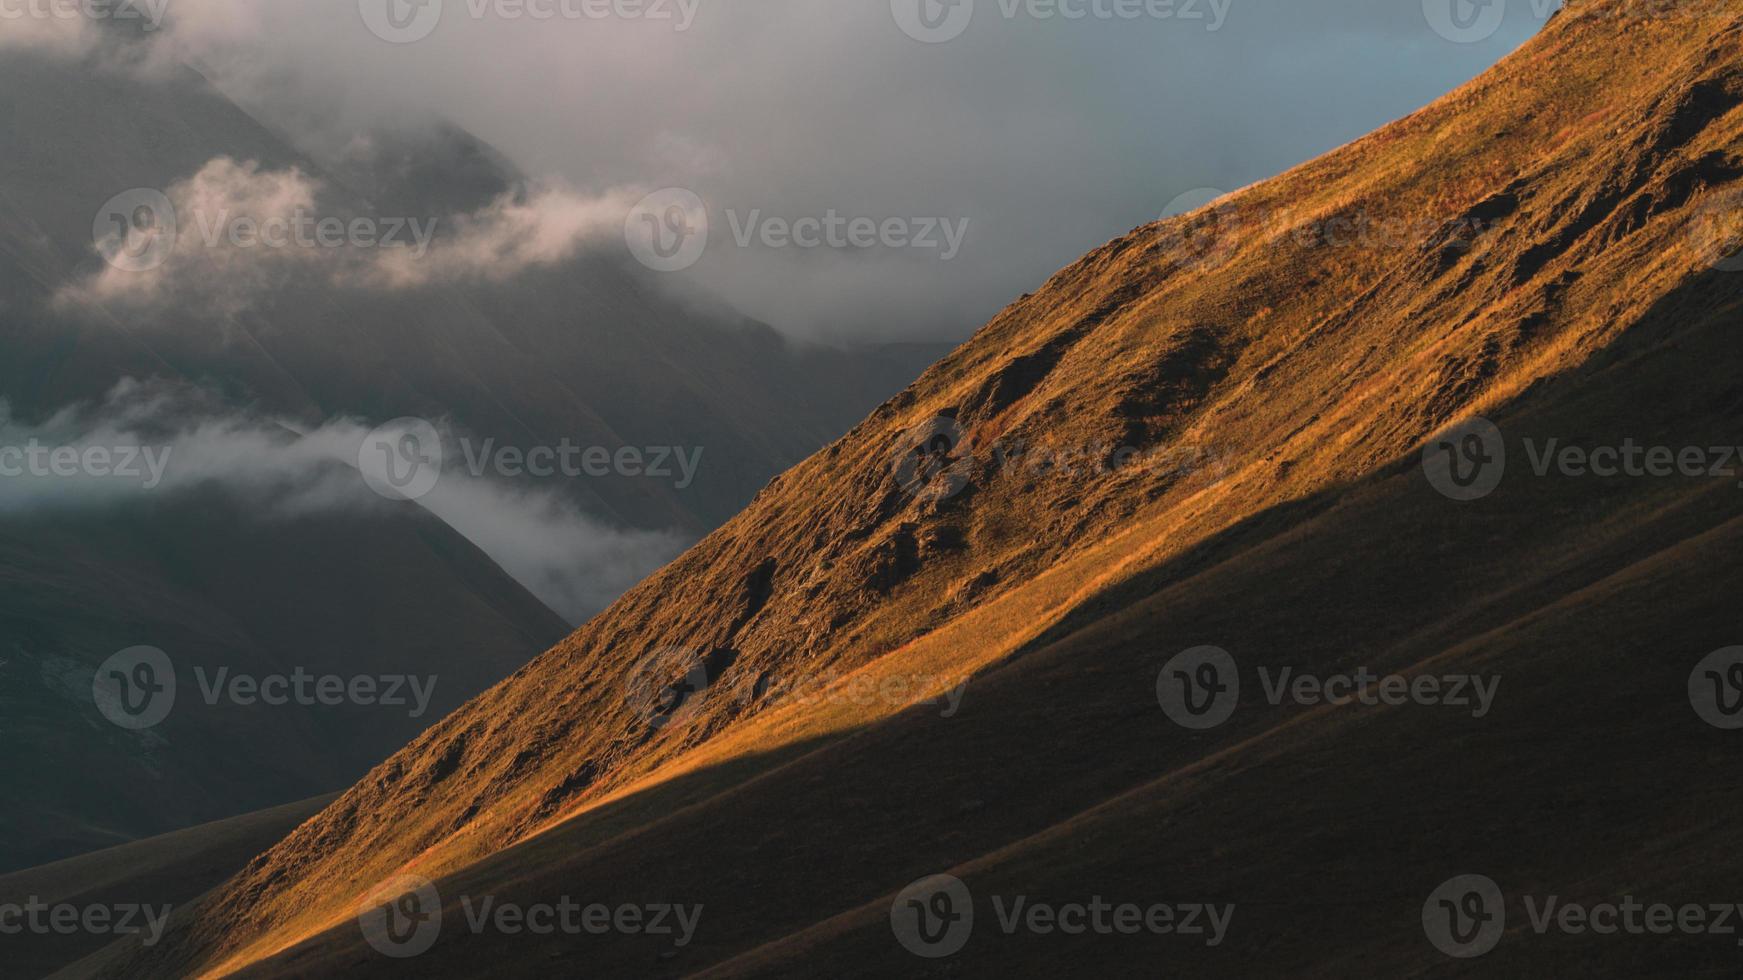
0,795 -> 334,978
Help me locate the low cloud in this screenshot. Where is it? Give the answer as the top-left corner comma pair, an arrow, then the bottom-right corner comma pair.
0,10 -> 88,52
11,0 -> 1548,344
58,156 -> 638,317
62,157 -> 325,317
364,185 -> 643,289
0,382 -> 683,622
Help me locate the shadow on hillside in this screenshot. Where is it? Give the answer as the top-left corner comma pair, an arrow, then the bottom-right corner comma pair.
93,263 -> 1743,979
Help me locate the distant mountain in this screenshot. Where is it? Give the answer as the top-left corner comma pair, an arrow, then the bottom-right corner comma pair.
0,48 -> 949,533
89,3 -> 1743,977
0,488 -> 571,874
0,42 -> 942,878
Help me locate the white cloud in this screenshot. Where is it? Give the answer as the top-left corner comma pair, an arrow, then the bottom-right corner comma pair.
57,157 -> 638,316
0,382 -> 684,623
19,0 -> 1547,341
361,184 -> 643,288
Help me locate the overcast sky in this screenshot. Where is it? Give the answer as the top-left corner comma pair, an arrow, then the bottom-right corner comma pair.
18,0 -> 1553,343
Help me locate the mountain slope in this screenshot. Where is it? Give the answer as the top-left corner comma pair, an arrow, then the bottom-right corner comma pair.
99,3 -> 1743,975
0,36 -> 938,887
0,795 -> 334,979
0,489 -> 571,874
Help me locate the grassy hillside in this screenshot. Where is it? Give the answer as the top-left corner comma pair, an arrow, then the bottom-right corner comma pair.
92,2 -> 1743,975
